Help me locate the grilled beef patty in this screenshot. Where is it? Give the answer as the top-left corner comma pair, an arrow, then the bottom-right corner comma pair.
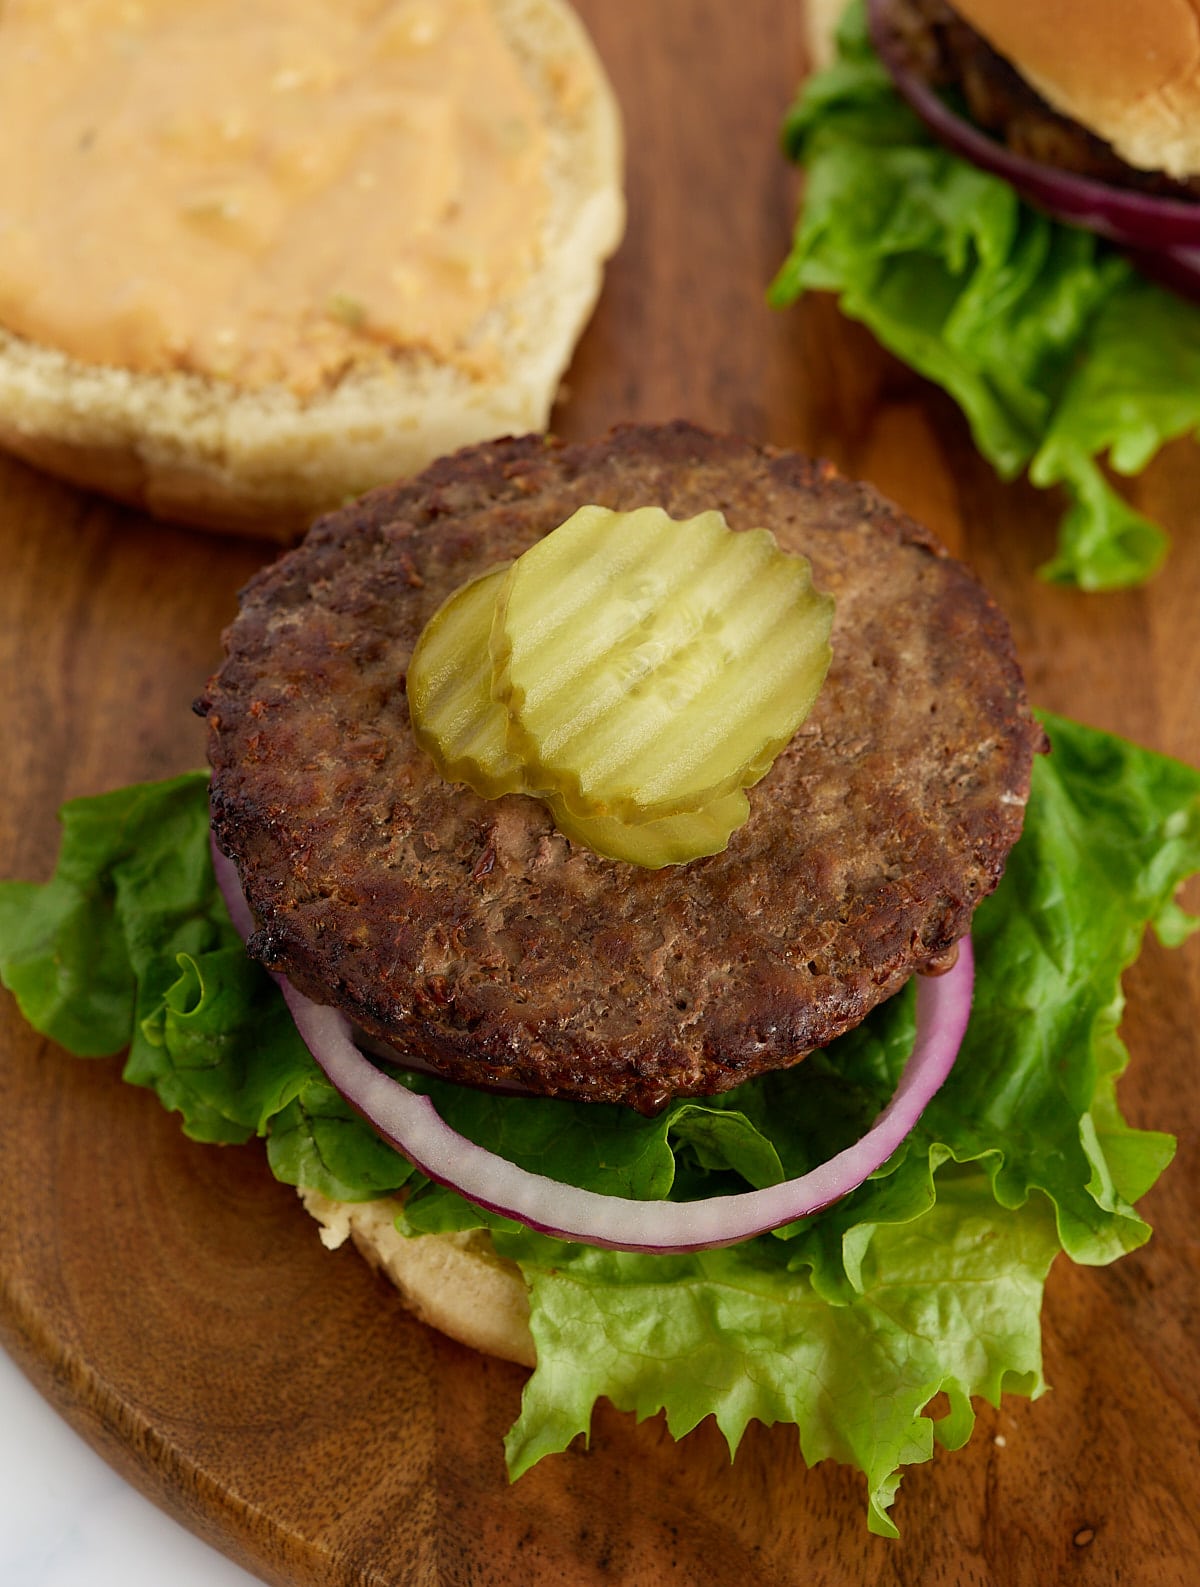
198,423 -> 1043,1112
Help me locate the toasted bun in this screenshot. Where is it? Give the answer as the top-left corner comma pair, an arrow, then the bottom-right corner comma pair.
300,1189 -> 536,1367
934,0 -> 1200,181
0,0 -> 623,540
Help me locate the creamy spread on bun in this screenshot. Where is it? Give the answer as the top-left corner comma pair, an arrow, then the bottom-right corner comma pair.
0,0 -> 550,392
0,0 -> 624,534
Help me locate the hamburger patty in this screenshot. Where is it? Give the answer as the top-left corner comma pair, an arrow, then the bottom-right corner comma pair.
198,423 -> 1043,1112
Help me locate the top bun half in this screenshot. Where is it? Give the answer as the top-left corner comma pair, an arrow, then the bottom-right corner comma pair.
0,0 -> 624,539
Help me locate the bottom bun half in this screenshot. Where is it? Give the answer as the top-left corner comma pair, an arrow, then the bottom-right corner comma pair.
300,1189 -> 536,1368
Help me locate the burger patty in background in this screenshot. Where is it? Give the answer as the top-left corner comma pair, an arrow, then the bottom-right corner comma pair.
874,0 -> 1200,197
198,422 -> 1043,1114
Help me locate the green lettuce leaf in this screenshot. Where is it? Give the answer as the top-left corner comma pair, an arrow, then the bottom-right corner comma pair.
0,773 -> 234,1057
498,1169 -> 1055,1535
1,714 -> 1198,1532
769,1 -> 1200,589
0,775 -> 413,1191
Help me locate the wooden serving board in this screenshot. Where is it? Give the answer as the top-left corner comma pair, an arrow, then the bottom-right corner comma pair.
2,3 -> 1199,1582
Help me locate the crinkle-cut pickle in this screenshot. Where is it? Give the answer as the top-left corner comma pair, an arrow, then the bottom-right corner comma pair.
406,561 -> 751,867
489,504 -> 835,824
408,567 -> 524,798
543,786 -> 750,868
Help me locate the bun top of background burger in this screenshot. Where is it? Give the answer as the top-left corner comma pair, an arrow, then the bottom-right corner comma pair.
771,0 -> 1200,591
0,0 -> 623,537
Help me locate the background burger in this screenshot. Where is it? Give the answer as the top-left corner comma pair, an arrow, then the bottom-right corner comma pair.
872,0 -> 1200,206
771,0 -> 1200,591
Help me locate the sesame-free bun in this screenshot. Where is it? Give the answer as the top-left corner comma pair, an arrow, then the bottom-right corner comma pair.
938,0 -> 1200,182
301,1189 -> 536,1366
0,0 -> 623,540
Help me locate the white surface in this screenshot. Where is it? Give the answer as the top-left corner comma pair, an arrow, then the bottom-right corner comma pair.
0,1344 -> 264,1587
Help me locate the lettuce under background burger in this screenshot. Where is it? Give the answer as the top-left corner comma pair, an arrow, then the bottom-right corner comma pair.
2,431 -> 1199,1534
770,0 -> 1200,590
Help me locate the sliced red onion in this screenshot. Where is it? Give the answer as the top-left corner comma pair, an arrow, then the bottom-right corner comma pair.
1121,243 -> 1200,307
215,842 -> 257,941
212,839 -> 973,1253
866,0 -> 1200,252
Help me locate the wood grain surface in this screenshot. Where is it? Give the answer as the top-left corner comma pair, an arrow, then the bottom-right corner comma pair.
2,2 -> 1199,1583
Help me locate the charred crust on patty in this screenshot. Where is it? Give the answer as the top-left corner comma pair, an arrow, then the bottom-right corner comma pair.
199,421 -> 1045,1113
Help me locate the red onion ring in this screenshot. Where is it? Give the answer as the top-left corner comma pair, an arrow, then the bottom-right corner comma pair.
1121,243 -> 1200,306
212,841 -> 973,1253
866,0 -> 1200,253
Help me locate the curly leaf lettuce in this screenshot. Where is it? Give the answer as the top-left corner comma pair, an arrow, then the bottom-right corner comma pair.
498,1173 -> 1053,1534
1,715 -> 1198,1532
769,2 -> 1200,589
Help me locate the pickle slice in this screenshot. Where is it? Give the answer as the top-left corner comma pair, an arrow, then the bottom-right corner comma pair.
490,505 -> 834,823
407,558 -> 752,866
546,787 -> 750,869
407,566 -> 524,797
